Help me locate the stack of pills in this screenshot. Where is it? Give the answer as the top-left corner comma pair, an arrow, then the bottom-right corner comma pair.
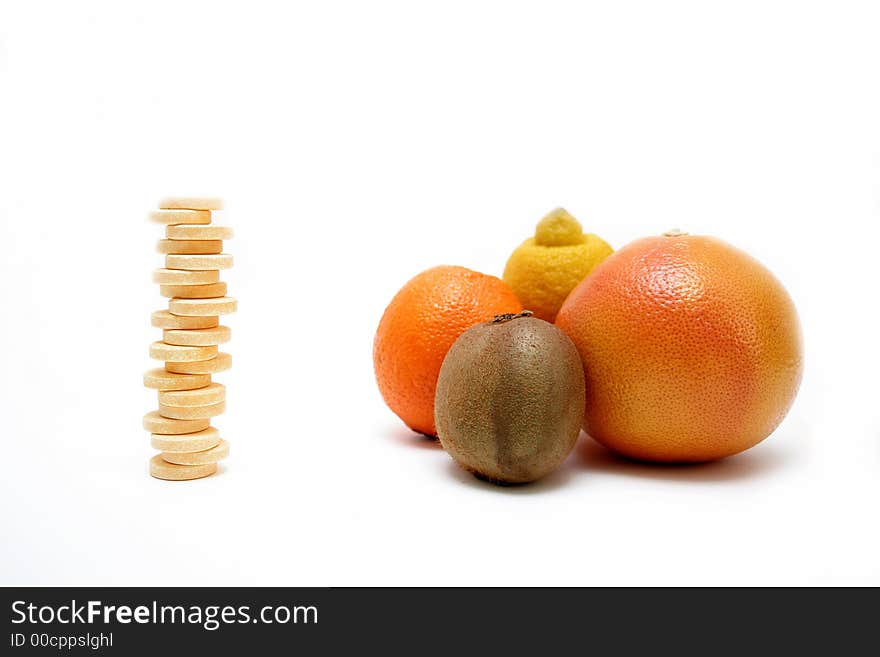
144,197 -> 236,480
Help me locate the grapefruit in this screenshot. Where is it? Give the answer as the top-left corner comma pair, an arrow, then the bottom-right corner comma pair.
556,232 -> 803,462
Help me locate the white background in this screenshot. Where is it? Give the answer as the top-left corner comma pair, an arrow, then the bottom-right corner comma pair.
1,1 -> 878,586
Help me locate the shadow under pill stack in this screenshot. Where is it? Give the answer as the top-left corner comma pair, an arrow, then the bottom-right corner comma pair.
143,197 -> 236,480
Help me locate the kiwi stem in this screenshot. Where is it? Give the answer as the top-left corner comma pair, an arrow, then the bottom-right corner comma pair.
492,310 -> 534,324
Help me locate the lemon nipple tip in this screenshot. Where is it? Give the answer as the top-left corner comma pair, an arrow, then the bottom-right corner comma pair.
535,207 -> 583,246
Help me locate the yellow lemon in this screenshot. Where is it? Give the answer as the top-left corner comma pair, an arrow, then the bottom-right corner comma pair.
502,208 -> 613,322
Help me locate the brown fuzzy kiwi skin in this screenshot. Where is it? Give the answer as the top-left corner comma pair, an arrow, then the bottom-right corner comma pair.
434,313 -> 585,484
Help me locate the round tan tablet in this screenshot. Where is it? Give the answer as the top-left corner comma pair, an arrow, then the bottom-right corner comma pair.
166,224 -> 233,240
149,209 -> 211,225
158,400 -> 225,420
152,427 -> 221,453
151,310 -> 219,330
158,197 -> 224,211
143,368 -> 211,391
165,352 -> 231,374
152,268 -> 219,285
168,296 -> 237,317
150,341 -> 217,362
165,254 -> 233,271
159,383 -> 226,407
163,325 -> 230,347
143,411 -> 210,435
159,282 -> 227,299
150,454 -> 217,481
162,439 -> 230,466
157,239 -> 223,255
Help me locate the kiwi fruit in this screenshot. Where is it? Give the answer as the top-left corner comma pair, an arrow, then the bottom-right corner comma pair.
434,311 -> 585,484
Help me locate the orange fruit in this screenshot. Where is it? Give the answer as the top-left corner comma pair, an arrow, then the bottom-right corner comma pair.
374,265 -> 522,436
556,232 -> 803,462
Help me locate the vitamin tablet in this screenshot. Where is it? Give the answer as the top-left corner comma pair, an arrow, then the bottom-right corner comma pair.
149,341 -> 218,362
149,209 -> 211,225
162,439 -> 230,466
152,268 -> 219,285
159,282 -> 227,299
157,239 -> 223,255
151,310 -> 219,330
149,454 -> 217,481
151,427 -> 221,453
168,296 -> 237,317
159,383 -> 226,407
158,400 -> 226,420
158,197 -> 224,211
165,352 -> 231,374
163,325 -> 230,347
166,225 -> 233,241
165,254 -> 233,270
153,269 -> 220,285
143,368 -> 211,391
143,411 -> 210,435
